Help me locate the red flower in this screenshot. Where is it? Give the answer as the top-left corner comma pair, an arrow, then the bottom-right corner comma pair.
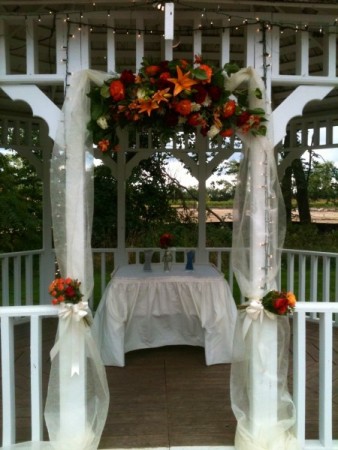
200,125 -> 210,136
193,85 -> 208,104
187,113 -> 202,127
98,139 -> 110,152
159,60 -> 169,71
163,111 -> 179,126
179,59 -> 189,70
145,65 -> 161,76
220,128 -> 234,138
109,80 -> 125,101
273,297 -> 289,315
157,72 -> 174,90
65,285 -> 76,298
208,85 -> 222,102
223,100 -> 236,118
175,99 -> 192,116
237,111 -> 250,126
120,69 -> 135,85
160,233 -> 174,249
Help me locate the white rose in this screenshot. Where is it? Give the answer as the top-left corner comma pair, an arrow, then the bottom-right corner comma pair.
207,125 -> 221,139
137,88 -> 147,99
96,116 -> 109,130
202,95 -> 211,107
191,102 -> 201,112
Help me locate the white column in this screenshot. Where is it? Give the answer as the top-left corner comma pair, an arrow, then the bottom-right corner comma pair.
249,144 -> 278,434
40,135 -> 55,304
196,133 -> 208,264
116,132 -> 128,266
59,319 -> 86,440
136,18 -> 144,72
0,19 -> 10,74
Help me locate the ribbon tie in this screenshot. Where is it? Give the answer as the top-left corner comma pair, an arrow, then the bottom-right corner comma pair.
58,300 -> 91,323
242,299 -> 276,338
50,300 -> 93,376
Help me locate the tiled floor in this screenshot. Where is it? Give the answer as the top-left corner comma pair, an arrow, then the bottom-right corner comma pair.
1,318 -> 337,448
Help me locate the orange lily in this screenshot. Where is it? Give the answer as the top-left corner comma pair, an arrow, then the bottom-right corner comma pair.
213,111 -> 223,129
138,98 -> 159,116
168,66 -> 198,97
152,88 -> 171,104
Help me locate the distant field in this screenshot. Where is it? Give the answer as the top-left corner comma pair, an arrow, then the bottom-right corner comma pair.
177,207 -> 338,223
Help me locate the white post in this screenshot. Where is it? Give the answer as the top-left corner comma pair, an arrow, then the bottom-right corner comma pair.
164,3 -> 174,40
59,319 -> 86,441
116,132 -> 128,266
248,141 -> 278,435
196,133 -> 208,264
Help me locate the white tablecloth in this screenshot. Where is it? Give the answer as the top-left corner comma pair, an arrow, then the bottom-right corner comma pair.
92,263 -> 237,366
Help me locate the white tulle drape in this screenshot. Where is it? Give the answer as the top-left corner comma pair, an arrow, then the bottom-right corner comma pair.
228,68 -> 300,450
1,71 -> 111,450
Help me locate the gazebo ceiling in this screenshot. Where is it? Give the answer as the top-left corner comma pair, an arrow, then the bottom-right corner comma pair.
0,0 -> 337,132
0,0 -> 337,15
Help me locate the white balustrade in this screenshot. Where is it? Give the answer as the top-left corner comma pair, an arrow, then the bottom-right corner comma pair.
1,247 -> 338,316
0,302 -> 336,448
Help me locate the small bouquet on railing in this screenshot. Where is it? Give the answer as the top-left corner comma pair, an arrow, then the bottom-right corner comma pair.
261,290 -> 296,315
49,277 -> 92,326
159,232 -> 174,249
49,277 -> 83,305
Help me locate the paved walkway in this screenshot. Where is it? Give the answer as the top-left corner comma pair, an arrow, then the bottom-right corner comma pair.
1,319 -> 337,448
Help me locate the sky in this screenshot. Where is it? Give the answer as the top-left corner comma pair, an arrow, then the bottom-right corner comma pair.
165,148 -> 338,188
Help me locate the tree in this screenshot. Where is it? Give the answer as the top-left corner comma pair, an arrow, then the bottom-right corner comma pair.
307,160 -> 338,203
280,131 -> 311,224
0,151 -> 42,252
92,154 -> 181,248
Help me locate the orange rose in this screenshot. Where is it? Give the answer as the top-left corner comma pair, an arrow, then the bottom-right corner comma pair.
98,139 -> 110,152
109,80 -> 125,101
223,100 -> 236,118
286,292 -> 296,308
175,99 -> 192,116
145,65 -> 161,76
220,128 -> 234,138
199,64 -> 212,83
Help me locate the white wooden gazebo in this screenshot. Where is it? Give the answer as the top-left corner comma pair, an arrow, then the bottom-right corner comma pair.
0,0 -> 337,449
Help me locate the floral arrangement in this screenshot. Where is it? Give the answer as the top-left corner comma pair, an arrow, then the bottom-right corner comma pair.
49,277 -> 83,305
159,232 -> 174,249
87,56 -> 267,154
262,290 -> 296,315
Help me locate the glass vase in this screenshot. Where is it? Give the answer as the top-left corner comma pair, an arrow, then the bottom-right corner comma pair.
143,250 -> 153,272
163,249 -> 173,272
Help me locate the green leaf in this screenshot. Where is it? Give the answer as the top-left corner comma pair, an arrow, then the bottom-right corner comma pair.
191,68 -> 208,80
223,62 -> 240,76
100,84 -> 111,99
249,107 -> 266,116
254,88 -> 263,99
91,103 -> 105,121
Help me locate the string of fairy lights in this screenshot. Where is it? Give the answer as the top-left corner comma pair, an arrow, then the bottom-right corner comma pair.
0,1 -> 337,38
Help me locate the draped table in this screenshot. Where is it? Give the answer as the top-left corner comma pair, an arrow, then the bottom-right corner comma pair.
92,263 -> 237,366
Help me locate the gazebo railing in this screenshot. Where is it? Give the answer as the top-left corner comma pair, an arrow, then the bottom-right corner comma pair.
1,248 -> 338,316
0,302 -> 337,449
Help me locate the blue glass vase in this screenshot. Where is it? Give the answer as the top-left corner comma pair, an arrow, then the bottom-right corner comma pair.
185,250 -> 195,271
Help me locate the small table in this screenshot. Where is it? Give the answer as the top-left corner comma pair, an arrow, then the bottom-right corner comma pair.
92,263 -> 237,366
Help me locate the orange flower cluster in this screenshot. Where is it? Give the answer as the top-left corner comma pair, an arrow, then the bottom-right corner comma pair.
49,277 -> 83,305
87,56 -> 267,154
262,290 -> 296,315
